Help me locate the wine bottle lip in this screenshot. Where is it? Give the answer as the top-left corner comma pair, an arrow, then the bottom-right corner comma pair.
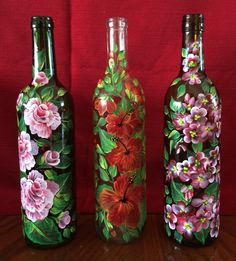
182,13 -> 204,32
31,16 -> 53,28
107,17 -> 128,29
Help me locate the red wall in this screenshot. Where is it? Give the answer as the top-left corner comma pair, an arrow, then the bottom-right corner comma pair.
0,0 -> 235,215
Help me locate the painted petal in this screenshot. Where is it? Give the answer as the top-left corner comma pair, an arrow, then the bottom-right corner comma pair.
99,188 -> 119,210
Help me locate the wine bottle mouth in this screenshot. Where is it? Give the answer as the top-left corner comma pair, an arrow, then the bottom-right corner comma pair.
31,16 -> 53,28
183,14 -> 204,32
107,17 -> 127,29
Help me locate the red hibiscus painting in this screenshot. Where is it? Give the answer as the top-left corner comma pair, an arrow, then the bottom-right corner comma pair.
106,138 -> 142,172
99,174 -> 144,228
106,110 -> 142,138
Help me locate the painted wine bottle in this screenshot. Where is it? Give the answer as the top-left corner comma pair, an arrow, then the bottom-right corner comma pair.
93,17 -> 146,243
16,16 -> 76,247
164,14 -> 221,245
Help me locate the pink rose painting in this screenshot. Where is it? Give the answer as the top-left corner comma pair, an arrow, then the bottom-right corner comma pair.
18,131 -> 39,172
21,170 -> 59,222
24,98 -> 61,138
32,71 -> 49,86
44,150 -> 60,166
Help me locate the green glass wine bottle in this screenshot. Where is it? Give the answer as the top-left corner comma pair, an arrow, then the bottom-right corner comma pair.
93,17 -> 146,243
16,16 -> 76,248
164,14 -> 221,246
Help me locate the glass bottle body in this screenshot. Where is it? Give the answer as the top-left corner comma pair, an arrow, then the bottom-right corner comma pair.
93,18 -> 146,243
16,17 -> 76,248
164,15 -> 221,246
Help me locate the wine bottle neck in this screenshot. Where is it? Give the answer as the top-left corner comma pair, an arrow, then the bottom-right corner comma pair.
180,31 -> 205,75
32,26 -> 56,82
106,17 -> 128,69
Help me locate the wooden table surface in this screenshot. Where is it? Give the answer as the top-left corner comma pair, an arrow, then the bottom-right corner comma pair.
0,214 -> 235,261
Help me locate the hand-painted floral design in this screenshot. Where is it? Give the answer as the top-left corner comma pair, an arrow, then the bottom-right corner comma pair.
181,40 -> 202,85
32,71 -> 49,86
58,211 -> 71,229
164,42 -> 221,244
106,138 -> 142,172
94,40 -> 145,243
16,29 -> 75,246
44,150 -> 60,166
24,98 -> 61,138
21,170 -> 59,222
100,174 -> 144,228
18,131 -> 39,172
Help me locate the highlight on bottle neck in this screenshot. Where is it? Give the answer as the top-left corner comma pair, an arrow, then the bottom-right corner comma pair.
31,16 -> 55,81
106,17 -> 128,64
181,14 -> 204,74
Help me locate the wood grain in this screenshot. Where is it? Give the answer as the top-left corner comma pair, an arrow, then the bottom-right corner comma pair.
0,215 -> 235,261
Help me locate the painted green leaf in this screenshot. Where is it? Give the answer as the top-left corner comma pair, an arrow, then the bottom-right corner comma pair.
104,84 -> 114,93
99,155 -> 108,169
210,138 -> 219,147
98,129 -> 116,153
112,71 -> 119,83
164,105 -> 169,115
165,224 -> 171,237
99,167 -> 110,182
121,59 -> 127,67
164,128 -> 170,137
169,97 -> 182,112
36,155 -> 45,166
174,230 -> 183,244
192,142 -> 203,153
169,140 -> 175,154
20,171 -> 27,178
210,86 -> 217,96
63,145 -> 73,155
23,217 -> 63,245
171,77 -> 181,86
133,79 -> 139,86
113,43 -> 118,53
177,84 -> 186,98
164,146 -> 169,162
194,227 -> 210,245
96,144 -> 105,155
96,117 -> 106,128
201,80 -> 210,93
19,117 -> 26,132
52,197 -> 68,213
166,196 -> 172,204
58,88 -> 67,97
205,182 -> 219,198
56,155 -> 71,169
41,86 -> 54,101
44,169 -> 57,180
138,201 -> 146,231
167,121 -> 174,131
103,226 -> 110,240
108,165 -> 118,178
182,48 -> 187,58
116,81 -> 123,92
164,185 -> 170,195
104,76 -> 111,84
53,172 -> 72,193
168,130 -> 181,140
63,228 -> 71,238
120,97 -> 132,111
36,138 -> 50,147
170,181 -> 188,204
118,51 -> 125,60
109,58 -> 115,70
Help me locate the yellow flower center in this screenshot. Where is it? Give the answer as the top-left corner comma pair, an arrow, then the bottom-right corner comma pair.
200,217 -> 206,223
206,127 -> 211,132
202,98 -> 209,105
194,114 -> 201,121
197,176 -> 204,182
167,213 -> 171,219
195,160 -> 201,167
184,223 -> 192,232
172,166 -> 177,172
190,130 -> 197,138
178,119 -> 184,126
203,200 -> 208,206
183,167 -> 189,173
187,104 -> 192,111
